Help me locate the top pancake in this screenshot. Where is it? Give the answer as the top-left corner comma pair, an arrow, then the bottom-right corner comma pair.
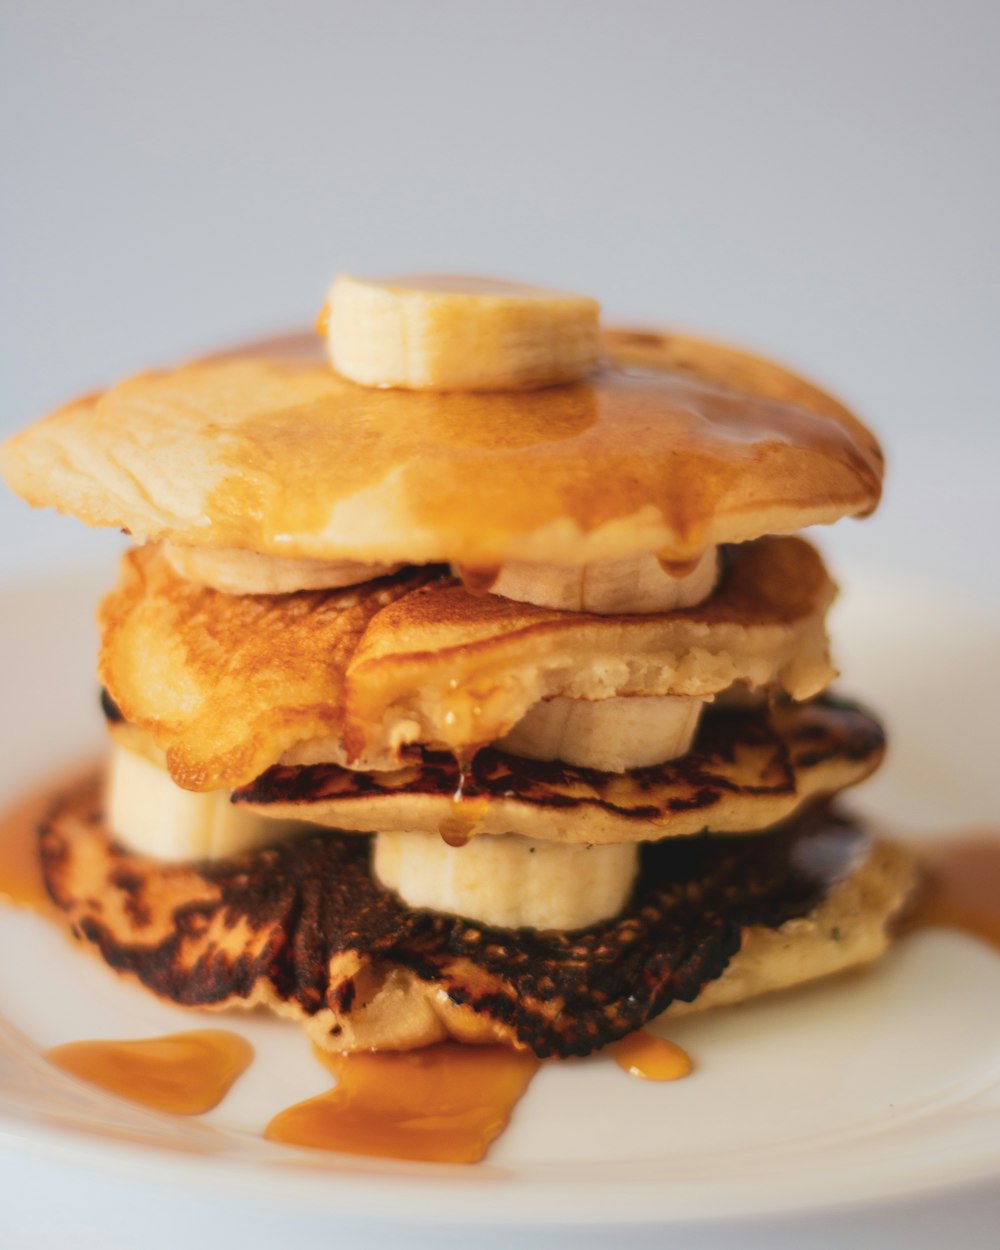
0,329 -> 882,565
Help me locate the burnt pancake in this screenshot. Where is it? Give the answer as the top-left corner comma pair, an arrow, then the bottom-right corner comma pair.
232,696 -> 886,845
40,779 -> 915,1058
99,535 -> 836,791
0,329 -> 882,567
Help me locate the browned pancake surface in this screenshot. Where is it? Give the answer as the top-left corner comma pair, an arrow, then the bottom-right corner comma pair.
42,778 -> 881,1058
234,696 -> 885,844
98,555 -> 438,789
99,536 -> 836,791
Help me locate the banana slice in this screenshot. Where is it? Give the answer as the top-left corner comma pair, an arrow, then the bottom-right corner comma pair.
163,542 -> 401,596
499,694 -> 704,773
107,742 -> 299,860
374,830 -> 638,930
324,274 -> 600,391
473,546 -> 718,614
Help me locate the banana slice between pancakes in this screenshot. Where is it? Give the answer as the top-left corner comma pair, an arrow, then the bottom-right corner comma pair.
99,535 -> 837,792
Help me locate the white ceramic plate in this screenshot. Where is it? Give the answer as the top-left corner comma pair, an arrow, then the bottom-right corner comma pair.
0,561 -> 998,1246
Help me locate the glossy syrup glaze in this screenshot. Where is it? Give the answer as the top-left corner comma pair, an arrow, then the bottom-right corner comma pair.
0,763 -> 101,913
20,328 -> 884,566
437,761 -> 490,846
454,564 -> 502,595
614,1031 -> 694,1081
203,329 -> 883,563
904,834 -> 1000,951
45,1030 -> 254,1115
266,1035 -> 692,1165
265,1043 -> 540,1164
656,553 -> 704,578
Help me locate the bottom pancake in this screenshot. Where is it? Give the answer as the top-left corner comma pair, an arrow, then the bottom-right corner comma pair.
39,777 -> 917,1058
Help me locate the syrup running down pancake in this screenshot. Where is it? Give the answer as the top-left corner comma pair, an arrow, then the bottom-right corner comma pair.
98,536 -> 836,790
0,329 -> 882,568
231,696 -> 886,845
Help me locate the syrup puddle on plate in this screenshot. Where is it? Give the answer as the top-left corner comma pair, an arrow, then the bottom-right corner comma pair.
44,1030 -> 254,1115
266,1042 -> 540,1164
6,773 -> 1000,1161
0,766 -> 102,913
613,1030 -> 694,1081
901,833 -> 1000,951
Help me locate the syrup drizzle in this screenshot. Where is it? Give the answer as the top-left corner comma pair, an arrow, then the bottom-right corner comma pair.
45,1030 -> 254,1115
903,833 -> 1000,951
265,1043 -> 540,1164
456,564 -> 502,595
0,790 -> 50,912
438,799 -> 490,847
656,553 -> 703,579
437,755 -> 489,847
189,329 -> 883,565
613,1030 -> 694,1081
0,764 -> 99,913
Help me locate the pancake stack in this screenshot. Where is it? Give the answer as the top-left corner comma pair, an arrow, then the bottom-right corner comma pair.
0,275 -> 916,1058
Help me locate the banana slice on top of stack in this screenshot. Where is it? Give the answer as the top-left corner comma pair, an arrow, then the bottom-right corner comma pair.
1,272 -> 917,1059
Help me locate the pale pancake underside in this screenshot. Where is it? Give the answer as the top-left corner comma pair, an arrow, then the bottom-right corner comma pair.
0,328 -> 883,565
99,536 -> 837,792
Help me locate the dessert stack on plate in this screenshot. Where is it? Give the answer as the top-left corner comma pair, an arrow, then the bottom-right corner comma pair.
0,275 -> 916,1058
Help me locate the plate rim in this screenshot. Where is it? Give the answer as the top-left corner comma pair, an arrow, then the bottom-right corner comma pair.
1,564 -> 999,1228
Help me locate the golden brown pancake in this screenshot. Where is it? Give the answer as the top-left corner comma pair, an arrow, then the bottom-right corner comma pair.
344,534 -> 836,765
99,536 -> 836,792
4,295 -> 906,1070
232,696 -> 886,845
40,779 -> 916,1058
99,558 -> 437,790
0,329 -> 882,566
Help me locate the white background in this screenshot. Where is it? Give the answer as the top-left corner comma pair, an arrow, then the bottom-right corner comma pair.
2,0 -> 998,598
1,4 -> 999,1248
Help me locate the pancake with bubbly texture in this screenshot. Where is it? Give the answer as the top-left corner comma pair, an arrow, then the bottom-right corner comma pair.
0,329 -> 882,567
99,536 -> 836,792
232,696 -> 885,845
40,778 -> 915,1058
342,534 -> 836,765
